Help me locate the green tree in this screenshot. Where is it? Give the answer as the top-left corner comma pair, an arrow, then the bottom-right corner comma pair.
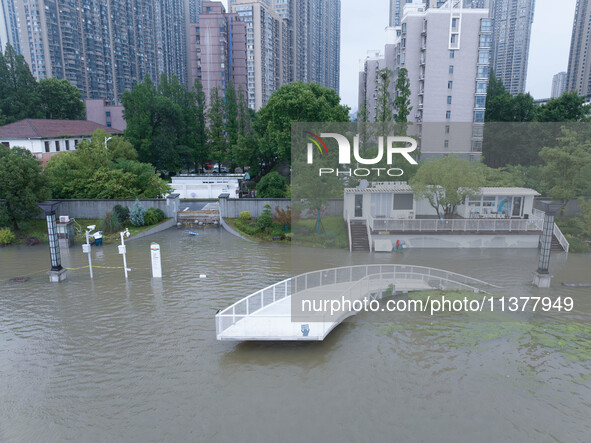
37,77 -> 85,120
0,44 -> 40,123
225,81 -> 238,169
122,74 -> 202,173
255,82 -> 350,168
536,91 -> 590,122
45,129 -> 170,199
394,67 -> 412,131
539,127 -> 591,208
0,147 -> 49,230
375,67 -> 395,136
256,171 -> 287,198
207,87 -> 227,172
410,155 -> 485,218
193,79 -> 207,170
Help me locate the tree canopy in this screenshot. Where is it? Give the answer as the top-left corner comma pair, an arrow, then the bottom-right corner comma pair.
44,129 -> 170,199
409,155 -> 485,218
254,82 -> 350,168
0,147 -> 49,230
122,74 -> 207,174
0,44 -> 85,124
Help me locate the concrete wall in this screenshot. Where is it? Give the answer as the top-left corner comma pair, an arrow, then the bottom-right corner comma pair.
85,99 -> 126,131
219,197 -> 344,219
52,195 -> 181,221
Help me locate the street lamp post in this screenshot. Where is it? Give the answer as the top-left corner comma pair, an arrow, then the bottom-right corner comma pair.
533,200 -> 562,288
104,136 -> 112,160
118,228 -> 130,280
84,225 -> 96,279
38,201 -> 67,283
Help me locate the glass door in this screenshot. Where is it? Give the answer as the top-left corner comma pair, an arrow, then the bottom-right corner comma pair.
512,197 -> 522,217
354,194 -> 363,217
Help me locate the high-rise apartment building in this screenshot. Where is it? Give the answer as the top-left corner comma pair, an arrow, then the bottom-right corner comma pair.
551,71 -> 567,99
11,0 -> 189,103
0,0 -> 20,53
360,2 -> 491,158
188,2 -> 247,102
231,0 -> 341,94
232,0 -> 287,110
489,0 -> 535,95
566,0 -> 591,99
358,50 -> 385,121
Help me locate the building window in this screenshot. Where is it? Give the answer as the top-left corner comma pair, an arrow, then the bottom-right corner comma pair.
476,81 -> 487,93
401,38 -> 406,48
447,95 -> 452,104
448,81 -> 453,89
478,50 -> 489,64
1,141 -> 9,148
44,141 -> 50,152
401,23 -> 406,33
451,34 -> 457,44
477,65 -> 489,79
472,140 -> 483,152
74,139 -> 79,146
445,125 -> 450,134
475,95 -> 486,108
452,18 -> 459,28
446,110 -> 451,119
449,65 -> 454,74
474,110 -> 485,122
473,125 -> 484,137
65,140 -> 70,150
479,34 -> 491,48
195,27 -> 200,32
107,122 -> 112,127
480,18 -> 492,33
444,140 -> 449,148
449,50 -> 455,59
55,140 -> 60,151
106,111 -> 111,117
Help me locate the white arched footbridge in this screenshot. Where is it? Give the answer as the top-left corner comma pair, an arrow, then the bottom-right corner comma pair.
216,264 -> 500,341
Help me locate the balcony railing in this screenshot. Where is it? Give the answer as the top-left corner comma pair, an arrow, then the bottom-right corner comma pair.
368,216 -> 543,233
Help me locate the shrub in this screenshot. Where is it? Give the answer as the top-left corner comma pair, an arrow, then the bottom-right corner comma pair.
273,206 -> 291,227
239,211 -> 251,221
256,172 -> 287,198
112,205 -> 130,224
0,227 -> 15,245
152,208 -> 166,222
129,199 -> 146,226
101,211 -> 122,234
144,208 -> 160,226
257,205 -> 273,230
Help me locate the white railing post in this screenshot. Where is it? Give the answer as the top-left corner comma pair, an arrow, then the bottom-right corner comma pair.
246,298 -> 249,315
273,285 -> 276,302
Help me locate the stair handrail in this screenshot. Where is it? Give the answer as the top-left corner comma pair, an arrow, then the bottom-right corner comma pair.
553,222 -> 570,253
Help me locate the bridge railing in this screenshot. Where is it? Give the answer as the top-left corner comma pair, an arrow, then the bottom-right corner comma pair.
216,278 -> 292,337
216,264 -> 500,338
292,264 -> 500,296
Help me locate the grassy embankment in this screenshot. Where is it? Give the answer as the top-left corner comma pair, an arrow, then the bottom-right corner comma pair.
225,215 -> 349,248
12,218 -> 170,245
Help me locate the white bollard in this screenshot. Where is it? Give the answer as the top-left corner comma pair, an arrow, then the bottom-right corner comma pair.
151,242 -> 162,278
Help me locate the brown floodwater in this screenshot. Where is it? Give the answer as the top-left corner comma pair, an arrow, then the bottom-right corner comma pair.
1,226 -> 590,442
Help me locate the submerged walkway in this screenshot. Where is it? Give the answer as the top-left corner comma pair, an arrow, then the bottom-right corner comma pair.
216,265 -> 500,342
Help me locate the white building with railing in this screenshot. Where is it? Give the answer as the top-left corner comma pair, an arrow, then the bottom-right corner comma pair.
343,182 -> 569,251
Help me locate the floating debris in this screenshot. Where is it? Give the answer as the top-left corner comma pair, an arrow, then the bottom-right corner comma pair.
562,282 -> 591,287
10,276 -> 29,283
26,237 -> 40,246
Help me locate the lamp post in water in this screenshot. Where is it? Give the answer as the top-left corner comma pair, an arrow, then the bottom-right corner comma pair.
533,200 -> 562,288
38,201 -> 67,283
